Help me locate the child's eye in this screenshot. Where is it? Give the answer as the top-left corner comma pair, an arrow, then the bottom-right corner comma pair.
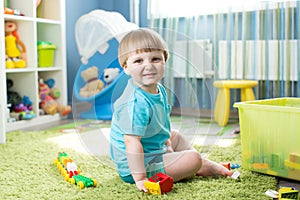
152,57 -> 162,62
134,59 -> 143,64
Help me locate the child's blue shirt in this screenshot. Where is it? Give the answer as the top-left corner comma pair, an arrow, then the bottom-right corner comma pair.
110,79 -> 171,177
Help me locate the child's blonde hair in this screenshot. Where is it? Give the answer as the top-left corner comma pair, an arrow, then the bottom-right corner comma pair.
118,28 -> 169,68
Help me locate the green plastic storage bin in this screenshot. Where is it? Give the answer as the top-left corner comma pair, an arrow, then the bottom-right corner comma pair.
234,98 -> 300,181
37,41 -> 56,67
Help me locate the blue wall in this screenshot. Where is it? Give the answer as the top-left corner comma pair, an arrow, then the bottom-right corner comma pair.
66,0 -> 135,105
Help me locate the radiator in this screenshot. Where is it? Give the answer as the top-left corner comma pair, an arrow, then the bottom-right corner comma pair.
218,40 -> 298,81
171,40 -> 213,78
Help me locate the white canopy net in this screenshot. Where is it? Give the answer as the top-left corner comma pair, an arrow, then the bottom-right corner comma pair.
75,9 -> 138,64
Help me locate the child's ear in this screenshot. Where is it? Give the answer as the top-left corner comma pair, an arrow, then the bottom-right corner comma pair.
123,66 -> 130,75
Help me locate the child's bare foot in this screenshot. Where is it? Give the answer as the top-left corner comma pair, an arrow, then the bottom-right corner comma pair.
196,158 -> 234,177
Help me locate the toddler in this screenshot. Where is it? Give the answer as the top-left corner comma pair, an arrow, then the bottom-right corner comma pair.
110,28 -> 233,192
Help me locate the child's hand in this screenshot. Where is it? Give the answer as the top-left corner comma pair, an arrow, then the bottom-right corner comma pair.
165,139 -> 171,146
135,179 -> 148,192
165,139 -> 173,152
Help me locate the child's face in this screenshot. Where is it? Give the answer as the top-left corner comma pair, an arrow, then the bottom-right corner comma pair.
125,50 -> 165,93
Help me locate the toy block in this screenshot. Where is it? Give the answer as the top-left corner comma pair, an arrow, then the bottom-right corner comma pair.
285,160 -> 300,170
230,163 -> 241,169
252,163 -> 269,169
278,187 -> 299,200
144,181 -> 161,195
290,153 -> 300,163
271,153 -> 281,169
54,152 -> 97,189
144,172 -> 173,195
230,171 -> 240,180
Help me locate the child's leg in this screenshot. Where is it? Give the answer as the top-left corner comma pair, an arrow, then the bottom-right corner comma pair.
196,158 -> 234,177
167,130 -> 234,178
163,150 -> 202,182
169,130 -> 195,152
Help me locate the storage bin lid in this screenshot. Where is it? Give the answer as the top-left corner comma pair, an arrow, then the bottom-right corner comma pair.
37,41 -> 56,50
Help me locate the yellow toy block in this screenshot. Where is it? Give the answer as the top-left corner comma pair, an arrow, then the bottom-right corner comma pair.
285,160 -> 300,170
252,163 -> 269,169
144,181 -> 161,195
278,187 -> 299,200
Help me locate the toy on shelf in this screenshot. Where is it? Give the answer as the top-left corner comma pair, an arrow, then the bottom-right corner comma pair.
6,107 -> 16,123
54,152 -> 97,189
5,21 -> 26,68
4,7 -> 24,16
44,78 -> 61,99
13,96 -> 35,120
79,66 -> 104,98
7,79 -> 22,111
144,172 -> 173,195
37,41 -> 57,67
6,79 -> 35,121
39,78 -> 71,116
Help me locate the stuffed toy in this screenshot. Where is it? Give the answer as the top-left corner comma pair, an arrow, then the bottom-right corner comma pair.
6,79 -> 35,121
39,78 -> 71,116
5,21 -> 27,68
44,78 -> 61,99
103,68 -> 120,85
80,66 -> 104,97
13,96 -> 35,120
6,79 -> 22,111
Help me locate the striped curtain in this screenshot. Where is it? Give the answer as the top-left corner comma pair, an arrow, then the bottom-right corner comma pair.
148,1 -> 300,110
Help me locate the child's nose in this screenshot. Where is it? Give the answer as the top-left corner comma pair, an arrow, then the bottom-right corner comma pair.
144,62 -> 154,70
143,59 -> 153,67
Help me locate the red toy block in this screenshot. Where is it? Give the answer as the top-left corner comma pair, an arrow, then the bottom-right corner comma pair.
147,172 -> 173,194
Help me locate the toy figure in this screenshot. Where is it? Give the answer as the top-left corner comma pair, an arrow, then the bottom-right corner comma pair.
39,78 -> 71,116
5,21 -> 26,68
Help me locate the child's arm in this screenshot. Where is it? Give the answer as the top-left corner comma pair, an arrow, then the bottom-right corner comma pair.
124,134 -> 148,192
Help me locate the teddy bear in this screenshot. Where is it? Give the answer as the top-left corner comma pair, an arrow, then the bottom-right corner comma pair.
39,78 -> 71,116
103,68 -> 120,85
80,66 -> 104,98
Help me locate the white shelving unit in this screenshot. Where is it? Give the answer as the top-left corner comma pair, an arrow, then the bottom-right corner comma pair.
0,0 -> 67,143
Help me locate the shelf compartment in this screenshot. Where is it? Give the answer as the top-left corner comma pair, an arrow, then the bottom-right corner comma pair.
4,19 -> 36,69
36,0 -> 62,21
6,72 -> 38,109
7,0 -> 34,18
38,70 -> 67,105
37,23 -> 62,67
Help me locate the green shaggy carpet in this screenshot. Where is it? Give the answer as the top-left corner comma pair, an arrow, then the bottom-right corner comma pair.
0,128 -> 277,200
